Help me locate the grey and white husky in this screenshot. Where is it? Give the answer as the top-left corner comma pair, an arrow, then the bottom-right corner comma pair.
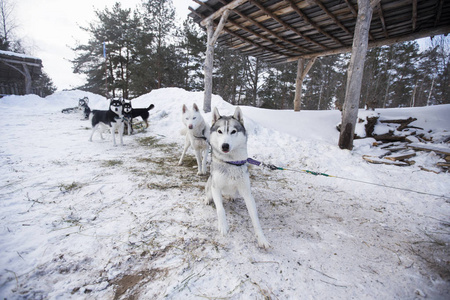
178,103 -> 210,175
205,107 -> 270,248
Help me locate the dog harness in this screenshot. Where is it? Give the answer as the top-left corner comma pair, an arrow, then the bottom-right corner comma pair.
194,128 -> 208,141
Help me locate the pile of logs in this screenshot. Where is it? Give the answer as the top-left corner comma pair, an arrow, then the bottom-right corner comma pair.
356,115 -> 450,173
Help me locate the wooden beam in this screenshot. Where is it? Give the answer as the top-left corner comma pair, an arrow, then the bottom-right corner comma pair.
200,0 -> 248,27
286,25 -> 450,62
376,3 -> 388,38
211,9 -> 230,44
339,0 -> 374,150
311,0 -> 353,37
286,0 -> 345,47
222,27 -> 290,58
343,0 -> 357,17
434,0 -> 444,27
412,0 -> 417,31
293,57 -> 316,111
248,0 -> 327,50
227,19 -> 304,54
230,8 -> 309,53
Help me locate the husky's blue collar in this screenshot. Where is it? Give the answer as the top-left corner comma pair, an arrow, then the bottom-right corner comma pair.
225,158 -> 261,167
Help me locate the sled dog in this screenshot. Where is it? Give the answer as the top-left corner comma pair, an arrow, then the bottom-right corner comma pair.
78,97 -> 91,120
205,107 -> 270,248
122,101 -> 134,135
132,103 -> 155,127
89,98 -> 125,146
178,103 -> 209,175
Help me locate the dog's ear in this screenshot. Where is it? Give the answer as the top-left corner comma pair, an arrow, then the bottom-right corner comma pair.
212,107 -> 221,124
193,103 -> 199,112
182,104 -> 187,113
233,107 -> 244,125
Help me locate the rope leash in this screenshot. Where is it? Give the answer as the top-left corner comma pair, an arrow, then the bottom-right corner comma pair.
243,158 -> 449,200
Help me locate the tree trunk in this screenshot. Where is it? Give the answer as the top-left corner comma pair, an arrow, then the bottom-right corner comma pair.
338,0 -> 375,150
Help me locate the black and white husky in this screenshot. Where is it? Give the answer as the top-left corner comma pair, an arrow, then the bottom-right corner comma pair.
122,101 -> 155,134
205,107 -> 270,248
178,103 -> 210,175
78,97 -> 91,120
122,101 -> 134,135
89,98 -> 125,146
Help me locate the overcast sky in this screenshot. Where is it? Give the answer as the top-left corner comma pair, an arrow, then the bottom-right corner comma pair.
15,0 -> 192,91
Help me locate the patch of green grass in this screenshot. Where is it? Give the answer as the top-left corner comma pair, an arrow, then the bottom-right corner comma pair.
102,160 -> 123,167
137,136 -> 160,147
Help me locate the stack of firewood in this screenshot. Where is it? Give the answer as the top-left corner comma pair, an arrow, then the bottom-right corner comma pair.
355,115 -> 450,173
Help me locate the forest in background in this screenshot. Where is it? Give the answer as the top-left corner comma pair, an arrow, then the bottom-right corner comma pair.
2,0 -> 447,109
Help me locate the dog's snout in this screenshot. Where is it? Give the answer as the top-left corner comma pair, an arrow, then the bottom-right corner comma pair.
188,124 -> 193,129
222,143 -> 230,153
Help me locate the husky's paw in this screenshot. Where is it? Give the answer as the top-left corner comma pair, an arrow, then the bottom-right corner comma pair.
257,237 -> 271,249
217,221 -> 228,236
204,196 -> 213,205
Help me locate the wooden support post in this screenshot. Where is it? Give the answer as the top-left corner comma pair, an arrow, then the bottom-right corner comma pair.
204,21 -> 214,113
338,0 -> 376,150
22,63 -> 32,94
293,57 -> 316,111
203,10 -> 230,113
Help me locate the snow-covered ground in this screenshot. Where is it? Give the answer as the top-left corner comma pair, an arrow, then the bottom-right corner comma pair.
0,88 -> 449,299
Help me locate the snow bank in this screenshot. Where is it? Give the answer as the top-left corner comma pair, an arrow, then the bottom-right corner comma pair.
0,88 -> 449,299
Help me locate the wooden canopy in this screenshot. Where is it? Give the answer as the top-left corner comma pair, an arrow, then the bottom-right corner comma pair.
188,0 -> 450,150
0,50 -> 42,95
189,0 -> 450,64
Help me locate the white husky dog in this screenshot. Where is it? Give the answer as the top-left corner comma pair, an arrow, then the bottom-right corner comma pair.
178,103 -> 210,175
205,107 -> 270,248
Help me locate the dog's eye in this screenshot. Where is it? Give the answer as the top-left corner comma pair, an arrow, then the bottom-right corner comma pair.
231,130 -> 237,134
193,117 -> 196,120
218,129 -> 223,134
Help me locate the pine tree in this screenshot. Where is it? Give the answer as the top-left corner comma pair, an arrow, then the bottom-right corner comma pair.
177,18 -> 206,91
72,3 -> 140,98
140,0 -> 175,89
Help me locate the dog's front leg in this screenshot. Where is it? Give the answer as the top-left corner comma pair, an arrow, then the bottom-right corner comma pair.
89,127 -> 96,142
194,149 -> 205,175
119,122 -> 124,145
212,186 -> 228,235
178,136 -> 190,165
111,126 -> 117,146
201,148 -> 208,175
238,184 -> 270,249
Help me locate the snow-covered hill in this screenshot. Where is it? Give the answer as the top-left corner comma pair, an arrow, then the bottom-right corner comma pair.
0,88 -> 449,299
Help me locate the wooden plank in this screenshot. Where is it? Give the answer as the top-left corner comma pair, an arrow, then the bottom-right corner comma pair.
407,143 -> 450,156
286,25 -> 450,61
230,9 -> 307,53
384,150 -> 416,161
376,3 -> 388,37
200,0 -> 248,27
310,0 -> 353,37
248,0 -> 327,50
363,155 -> 410,166
286,0 -> 344,46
